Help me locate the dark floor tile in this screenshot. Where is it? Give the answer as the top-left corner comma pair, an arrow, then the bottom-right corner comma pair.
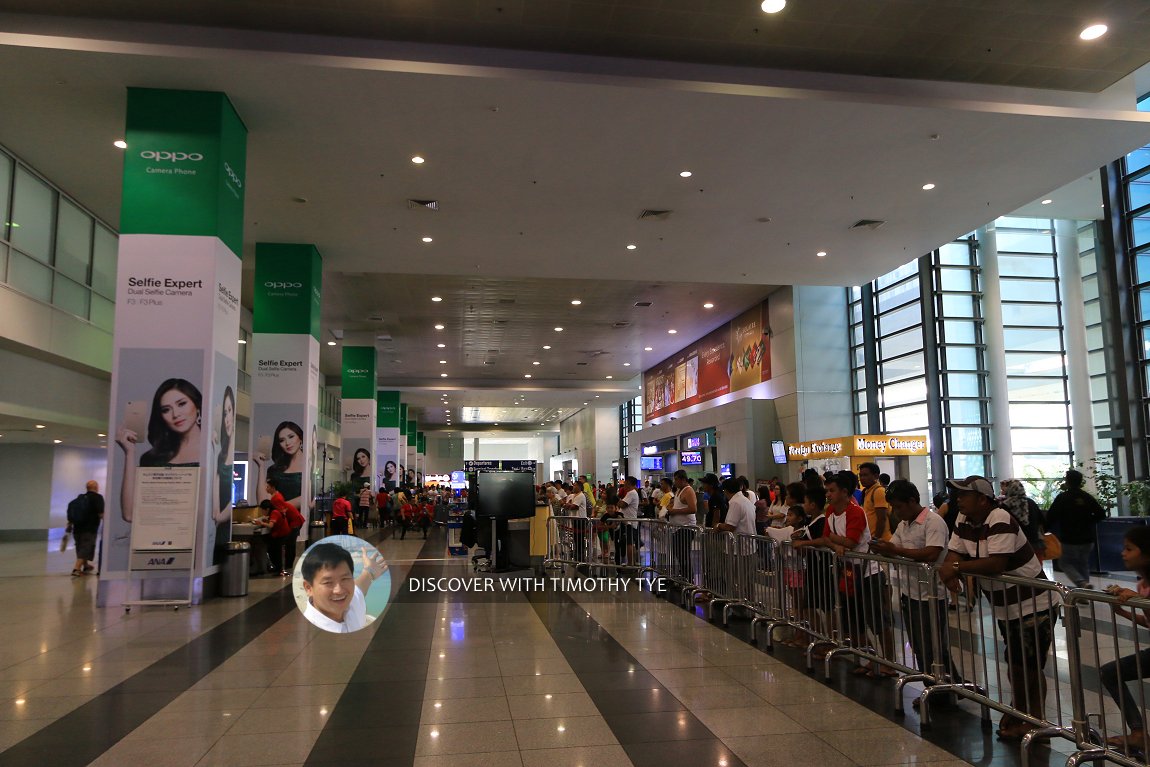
623,737 -> 746,767
575,669 -> 661,691
307,726 -> 418,762
607,710 -> 714,743
587,686 -> 686,714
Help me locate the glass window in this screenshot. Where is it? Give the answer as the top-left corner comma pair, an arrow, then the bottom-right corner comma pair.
1010,428 -> 1072,453
941,293 -> 979,317
949,427 -> 986,452
1129,147 -> 1150,175
880,377 -> 927,408
1133,215 -> 1150,249
997,230 -> 1054,254
1136,248 -> 1150,287
0,151 -> 11,240
1001,303 -> 1060,327
945,373 -> 983,398
52,274 -> 90,319
998,254 -> 1057,278
1004,352 -> 1066,376
883,403 -> 928,432
10,167 -> 55,263
943,346 -> 980,370
54,198 -> 92,283
941,320 -> 977,344
946,399 -> 984,424
1003,327 -> 1063,353
856,414 -> 869,434
1012,453 -> 1072,482
1084,300 -> 1102,326
938,241 -> 973,266
1083,275 -> 1099,302
876,262 -> 918,290
938,267 -> 977,292
1130,178 -> 1150,213
879,326 -> 924,360
999,279 -> 1058,302
880,352 -> 925,383
877,302 -> 920,336
91,225 -> 116,296
90,294 -> 114,332
876,281 -> 919,314
7,248 -> 52,301
951,453 -> 987,477
852,346 -> 865,368
1008,376 -> 1068,402
1009,402 -> 1069,428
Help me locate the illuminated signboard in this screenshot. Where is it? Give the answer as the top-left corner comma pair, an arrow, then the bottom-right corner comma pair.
681,451 -> 703,466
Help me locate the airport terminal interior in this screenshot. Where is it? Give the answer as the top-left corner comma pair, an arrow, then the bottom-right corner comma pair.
4,2 -> 1150,766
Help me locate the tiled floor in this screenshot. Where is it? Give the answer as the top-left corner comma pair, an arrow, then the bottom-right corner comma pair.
0,528 -> 1103,766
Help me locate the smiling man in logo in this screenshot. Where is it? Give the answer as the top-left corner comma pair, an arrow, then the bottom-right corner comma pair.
300,542 -> 388,633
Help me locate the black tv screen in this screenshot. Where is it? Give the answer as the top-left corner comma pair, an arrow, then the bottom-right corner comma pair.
476,471 -> 537,519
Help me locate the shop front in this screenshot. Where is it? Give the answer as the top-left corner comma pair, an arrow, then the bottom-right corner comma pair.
638,437 -> 678,483
785,434 -> 929,490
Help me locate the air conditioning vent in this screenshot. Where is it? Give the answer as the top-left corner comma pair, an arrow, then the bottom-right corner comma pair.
576,362 -> 588,366
498,298 -> 516,305
633,301 -> 652,308
639,209 -> 672,220
406,199 -> 439,211
613,321 -> 630,328
487,349 -> 499,354
375,333 -> 392,342
483,360 -> 495,365
850,219 -> 886,230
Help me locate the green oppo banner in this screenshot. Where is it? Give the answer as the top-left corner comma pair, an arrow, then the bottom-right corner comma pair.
417,432 -> 426,454
341,346 -> 376,399
121,88 -> 247,256
253,244 -> 322,339
376,391 -> 401,427
407,419 -> 417,447
399,404 -> 408,436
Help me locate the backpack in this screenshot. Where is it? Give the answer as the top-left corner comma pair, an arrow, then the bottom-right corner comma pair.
66,494 -> 91,526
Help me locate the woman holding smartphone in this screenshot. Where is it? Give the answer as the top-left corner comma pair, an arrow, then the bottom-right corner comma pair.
116,378 -> 202,523
254,421 -> 306,509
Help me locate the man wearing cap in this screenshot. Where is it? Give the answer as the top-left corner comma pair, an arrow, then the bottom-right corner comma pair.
940,475 -> 1060,740
700,473 -> 728,528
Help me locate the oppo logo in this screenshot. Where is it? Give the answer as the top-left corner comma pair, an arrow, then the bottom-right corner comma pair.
264,281 -> 303,289
346,368 -> 370,374
140,150 -> 203,162
224,161 -> 243,188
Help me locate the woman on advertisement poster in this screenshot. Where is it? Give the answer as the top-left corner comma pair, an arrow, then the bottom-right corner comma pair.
116,378 -> 203,522
349,448 -> 371,490
254,421 -> 306,509
209,386 -> 236,564
383,460 -> 398,491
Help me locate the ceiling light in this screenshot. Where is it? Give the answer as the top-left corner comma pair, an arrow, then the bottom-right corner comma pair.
679,170 -> 692,178
816,251 -> 827,257
237,339 -> 247,345
644,346 -> 653,351
422,237 -> 433,243
437,343 -> 446,348
1080,24 -> 1107,40
524,374 -> 532,378
445,409 -> 450,413
626,244 -> 637,250
583,402 -> 589,406
439,360 -> 447,364
594,395 -> 600,398
431,296 -> 442,302
440,373 -> 448,378
760,0 -> 786,12
35,424 -> 45,429
53,439 -> 62,444
97,433 -> 106,437
570,299 -> 582,305
532,361 -> 541,366
543,345 -> 551,350
922,183 -> 936,191
554,327 -> 563,332
668,329 -> 677,334
411,155 -> 425,164
1041,199 -> 1053,205
113,140 -> 127,149
327,340 -> 337,346
434,324 -> 445,330
703,302 -> 714,309
623,362 -> 631,367
606,375 -> 613,379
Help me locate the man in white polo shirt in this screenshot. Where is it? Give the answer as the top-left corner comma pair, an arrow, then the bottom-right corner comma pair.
300,542 -> 388,634
939,475 -> 1059,739
613,475 -> 642,567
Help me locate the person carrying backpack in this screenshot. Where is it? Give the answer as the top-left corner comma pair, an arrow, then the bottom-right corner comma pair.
68,480 -> 104,577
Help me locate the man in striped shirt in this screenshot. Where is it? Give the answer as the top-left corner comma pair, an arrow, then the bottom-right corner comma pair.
939,475 -> 1060,740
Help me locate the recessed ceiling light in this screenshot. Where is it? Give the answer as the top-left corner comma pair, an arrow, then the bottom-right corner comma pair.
113,140 -> 127,149
53,439 -> 62,444
431,296 -> 442,302
703,302 -> 714,309
626,244 -> 637,250
679,170 -> 692,178
1080,23 -> 1107,40
624,362 -> 631,367
237,339 -> 247,344
440,373 -> 448,377
922,183 -> 936,191
35,424 -> 45,429
760,0 -> 786,12
434,324 -> 445,330
1041,199 -> 1053,205
524,374 -> 532,378
606,375 -> 613,379
644,346 -> 653,351
570,299 -> 582,305
532,361 -> 541,365
326,340 -> 336,346
422,237 -> 433,243
439,360 -> 447,364
411,155 -> 425,164
816,251 -> 827,258
444,409 -> 450,413
97,433 -> 106,437
554,327 -> 563,332
437,343 -> 446,348
543,345 -> 551,350
595,395 -> 600,398
583,402 -> 589,406
668,329 -> 677,334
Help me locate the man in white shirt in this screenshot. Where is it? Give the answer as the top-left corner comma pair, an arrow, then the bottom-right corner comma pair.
614,475 -> 641,567
300,542 -> 388,634
870,480 -> 958,708
562,483 -> 590,564
717,477 -> 757,536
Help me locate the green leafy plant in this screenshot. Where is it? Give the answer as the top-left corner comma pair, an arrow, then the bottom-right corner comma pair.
1121,480 -> 1150,518
1020,467 -> 1060,510
1075,456 -> 1118,514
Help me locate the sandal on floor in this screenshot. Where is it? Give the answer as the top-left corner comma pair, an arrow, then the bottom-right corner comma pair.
71,569 -> 83,577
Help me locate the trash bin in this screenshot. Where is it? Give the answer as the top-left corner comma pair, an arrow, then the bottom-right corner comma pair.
308,520 -> 326,545
220,541 -> 250,597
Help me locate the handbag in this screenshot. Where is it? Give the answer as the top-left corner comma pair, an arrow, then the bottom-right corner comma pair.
1042,531 -> 1063,560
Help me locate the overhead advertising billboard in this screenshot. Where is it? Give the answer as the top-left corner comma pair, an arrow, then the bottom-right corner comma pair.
643,300 -> 771,420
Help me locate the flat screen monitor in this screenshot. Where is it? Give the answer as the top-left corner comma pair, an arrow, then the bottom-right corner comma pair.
719,463 -> 734,479
476,471 -> 537,519
639,456 -> 664,471
772,440 -> 787,464
231,460 -> 247,505
681,451 -> 702,466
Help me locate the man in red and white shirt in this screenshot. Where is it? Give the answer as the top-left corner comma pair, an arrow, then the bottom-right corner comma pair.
940,475 -> 1059,739
330,490 -> 352,536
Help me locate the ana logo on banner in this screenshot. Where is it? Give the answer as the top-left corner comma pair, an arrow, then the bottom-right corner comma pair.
140,150 -> 204,162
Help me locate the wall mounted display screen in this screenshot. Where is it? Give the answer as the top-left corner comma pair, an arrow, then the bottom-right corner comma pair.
232,460 -> 247,505
720,463 -> 734,479
685,436 -> 703,450
476,471 -> 537,519
681,451 -> 703,466
772,440 -> 787,464
639,456 -> 664,471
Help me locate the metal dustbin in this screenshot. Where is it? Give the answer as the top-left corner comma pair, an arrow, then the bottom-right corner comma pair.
308,520 -> 326,545
220,541 -> 250,597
